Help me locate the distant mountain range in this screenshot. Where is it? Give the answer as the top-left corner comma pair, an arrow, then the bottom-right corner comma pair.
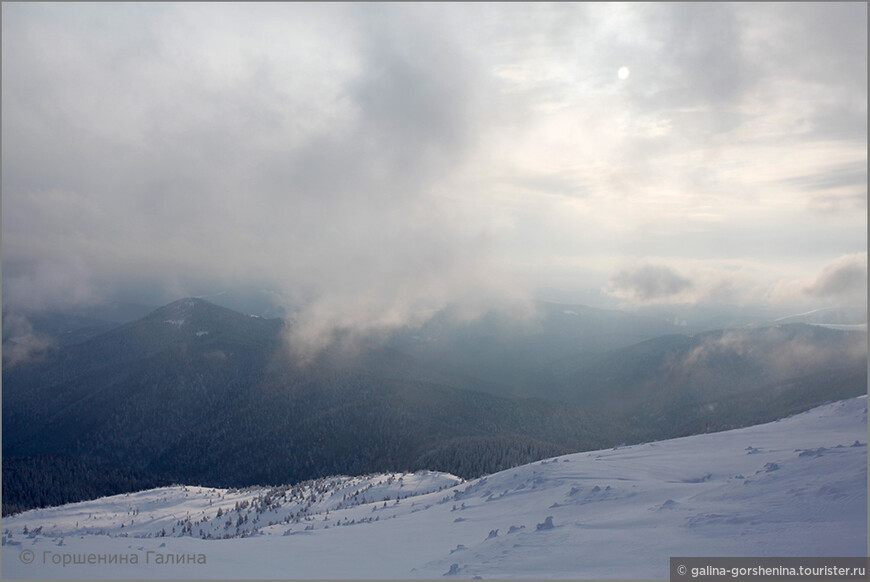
539,323 -> 867,438
3,297 -> 866,515
1,302 -> 156,348
382,301 -> 682,395
774,306 -> 868,326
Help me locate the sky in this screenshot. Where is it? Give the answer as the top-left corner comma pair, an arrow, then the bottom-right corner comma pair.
2,2 -> 867,347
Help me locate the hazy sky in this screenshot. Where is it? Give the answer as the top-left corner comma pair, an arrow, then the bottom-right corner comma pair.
2,3 -> 866,341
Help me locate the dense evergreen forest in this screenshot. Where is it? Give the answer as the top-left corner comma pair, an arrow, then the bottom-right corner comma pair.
4,298 -> 866,516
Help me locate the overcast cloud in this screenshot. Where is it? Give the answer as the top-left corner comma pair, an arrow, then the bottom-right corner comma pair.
2,3 -> 866,349
805,253 -> 868,300
611,264 -> 693,302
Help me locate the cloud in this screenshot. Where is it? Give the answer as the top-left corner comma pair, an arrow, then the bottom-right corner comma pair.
3,257 -> 106,312
2,4 -> 528,358
680,325 -> 867,382
2,258 -> 104,365
781,163 -> 867,194
610,264 -> 693,301
1,2 -> 865,347
629,3 -> 759,116
263,5 -> 533,356
805,254 -> 868,300
2,312 -> 54,366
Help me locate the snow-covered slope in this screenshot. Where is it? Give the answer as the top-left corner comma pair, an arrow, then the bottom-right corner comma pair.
1,471 -> 462,541
3,398 -> 866,579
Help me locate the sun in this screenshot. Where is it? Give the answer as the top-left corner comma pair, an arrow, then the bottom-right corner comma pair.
617,66 -> 630,80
